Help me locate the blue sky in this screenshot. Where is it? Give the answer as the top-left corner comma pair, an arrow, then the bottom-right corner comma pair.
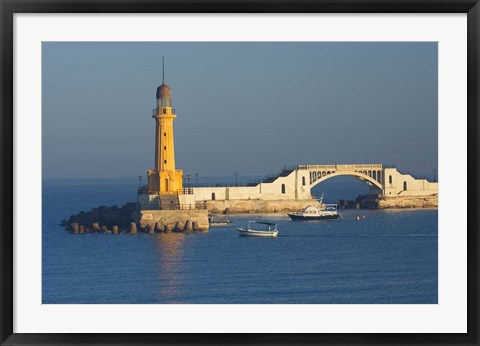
42,42 -> 438,179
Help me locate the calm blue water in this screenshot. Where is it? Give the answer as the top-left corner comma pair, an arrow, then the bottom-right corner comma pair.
42,177 -> 437,304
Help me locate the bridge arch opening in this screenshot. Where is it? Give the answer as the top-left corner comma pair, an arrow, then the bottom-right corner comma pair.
310,175 -> 370,203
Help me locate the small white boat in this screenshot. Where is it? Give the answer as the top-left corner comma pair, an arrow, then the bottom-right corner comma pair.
237,221 -> 278,237
208,214 -> 233,227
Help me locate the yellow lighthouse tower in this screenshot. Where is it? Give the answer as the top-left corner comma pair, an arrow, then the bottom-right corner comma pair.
147,58 -> 183,196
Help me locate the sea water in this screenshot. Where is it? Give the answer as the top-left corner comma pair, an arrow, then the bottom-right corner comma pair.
42,177 -> 437,304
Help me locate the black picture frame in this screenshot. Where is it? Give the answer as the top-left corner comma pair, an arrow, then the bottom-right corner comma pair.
1,1 -> 479,345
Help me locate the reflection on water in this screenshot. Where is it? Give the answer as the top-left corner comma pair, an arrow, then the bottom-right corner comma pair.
154,233 -> 186,303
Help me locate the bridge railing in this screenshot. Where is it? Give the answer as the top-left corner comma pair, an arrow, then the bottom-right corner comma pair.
298,164 -> 383,171
298,164 -> 337,170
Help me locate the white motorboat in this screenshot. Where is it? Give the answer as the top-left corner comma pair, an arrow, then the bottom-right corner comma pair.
288,195 -> 341,221
237,221 -> 278,237
288,204 -> 341,220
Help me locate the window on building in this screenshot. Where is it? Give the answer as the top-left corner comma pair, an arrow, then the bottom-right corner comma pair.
164,160 -> 167,164
211,193 -> 216,200
389,175 -> 393,184
164,146 -> 166,150
403,181 -> 408,190
281,184 -> 286,194
164,133 -> 166,137
302,177 -> 306,186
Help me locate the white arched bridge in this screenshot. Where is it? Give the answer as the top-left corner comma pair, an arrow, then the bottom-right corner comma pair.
170,163 -> 439,207
301,164 -> 384,193
295,164 -> 437,198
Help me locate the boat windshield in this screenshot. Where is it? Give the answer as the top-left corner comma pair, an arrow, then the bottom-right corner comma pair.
325,204 -> 337,211
248,221 -> 277,230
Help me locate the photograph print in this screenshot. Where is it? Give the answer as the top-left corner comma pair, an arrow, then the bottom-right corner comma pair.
42,42 -> 438,304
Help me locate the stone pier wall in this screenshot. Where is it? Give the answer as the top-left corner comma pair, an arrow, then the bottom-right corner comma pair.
357,194 -> 438,209
138,209 -> 210,231
205,199 -> 320,214
377,195 -> 438,208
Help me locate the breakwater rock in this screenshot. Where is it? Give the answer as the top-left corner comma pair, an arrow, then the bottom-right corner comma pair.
62,202 -> 209,233
61,203 -> 138,231
206,199 -> 321,214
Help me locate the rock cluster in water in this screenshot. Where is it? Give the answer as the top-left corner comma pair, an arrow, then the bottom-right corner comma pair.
62,202 -> 202,235
61,203 -> 138,230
